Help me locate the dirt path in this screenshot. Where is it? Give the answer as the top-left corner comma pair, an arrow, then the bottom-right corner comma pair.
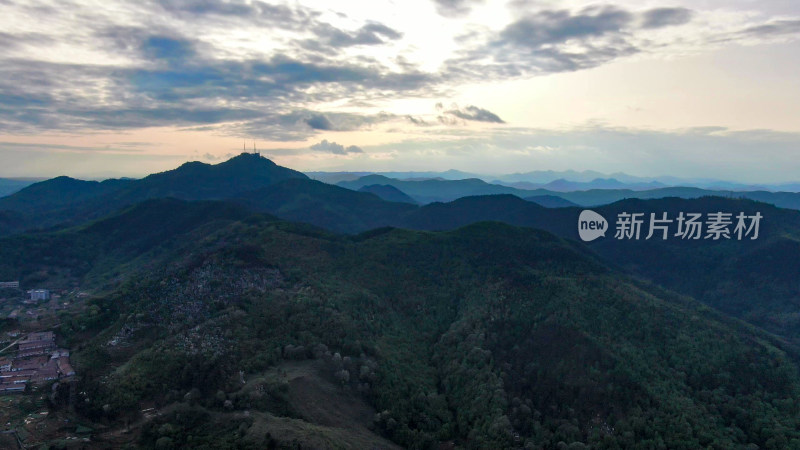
0,335 -> 26,354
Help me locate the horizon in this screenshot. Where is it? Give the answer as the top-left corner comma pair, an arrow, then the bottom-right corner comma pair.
8,152 -> 800,189
2,1 -> 800,182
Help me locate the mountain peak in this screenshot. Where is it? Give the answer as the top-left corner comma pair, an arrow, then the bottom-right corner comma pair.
112,152 -> 309,202
212,153 -> 307,181
168,153 -> 284,174
220,152 -> 278,167
149,153 -> 305,181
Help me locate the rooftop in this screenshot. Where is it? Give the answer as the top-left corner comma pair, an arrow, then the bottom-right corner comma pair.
20,331 -> 54,343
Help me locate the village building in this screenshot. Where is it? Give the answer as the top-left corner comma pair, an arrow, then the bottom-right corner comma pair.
0,384 -> 25,393
11,355 -> 49,371
20,331 -> 55,344
27,289 -> 50,301
7,375 -> 32,384
16,331 -> 56,357
32,360 -> 59,382
56,358 -> 75,377
51,348 -> 69,358
0,384 -> 25,392
0,331 -> 74,394
0,369 -> 35,380
17,343 -> 53,358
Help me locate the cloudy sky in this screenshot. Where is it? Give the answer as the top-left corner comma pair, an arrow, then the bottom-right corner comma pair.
1,0 -> 799,181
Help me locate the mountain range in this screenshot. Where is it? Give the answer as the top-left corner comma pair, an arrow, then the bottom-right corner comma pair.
6,159 -> 800,237
500,178 -> 668,192
3,154 -> 800,448
335,173 -> 800,210
309,169 -> 800,192
0,154 -> 413,235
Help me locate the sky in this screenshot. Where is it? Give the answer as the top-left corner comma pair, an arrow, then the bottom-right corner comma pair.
0,0 -> 799,182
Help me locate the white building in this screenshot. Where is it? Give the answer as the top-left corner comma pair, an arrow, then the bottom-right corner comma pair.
28,289 -> 50,301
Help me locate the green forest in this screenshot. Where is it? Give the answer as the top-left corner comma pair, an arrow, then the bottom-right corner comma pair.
17,213 -> 800,449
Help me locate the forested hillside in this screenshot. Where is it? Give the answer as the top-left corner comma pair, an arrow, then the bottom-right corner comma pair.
18,210 -> 800,449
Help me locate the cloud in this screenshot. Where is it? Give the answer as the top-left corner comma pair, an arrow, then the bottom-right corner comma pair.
433,0 -> 484,18
65,106 -> 262,130
112,141 -> 155,148
444,105 -> 505,123
305,114 -> 335,130
153,0 -> 320,30
444,5 -> 641,77
234,110 -> 399,141
0,141 -> 145,153
199,152 -> 234,161
641,8 -> 693,29
451,5 -> 798,82
406,115 -> 429,126
140,35 -> 196,63
0,32 -> 55,54
0,49 -> 433,135
155,0 -> 258,18
445,3 -> 710,79
741,20 -> 800,37
310,139 -> 364,155
0,0 -> 440,137
307,22 -> 403,49
362,23 -> 403,40
500,6 -> 633,48
1,0 -> 800,142
126,55 -> 388,102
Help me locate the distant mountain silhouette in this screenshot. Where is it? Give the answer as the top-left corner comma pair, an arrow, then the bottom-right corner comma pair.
538,177 -> 666,191
315,169 -> 800,192
0,176 -> 133,213
4,152 -> 800,241
0,153 -> 307,233
357,184 -> 417,204
337,175 -> 528,203
337,174 -> 800,210
0,178 -> 43,198
525,195 -> 579,208
309,169 -> 482,183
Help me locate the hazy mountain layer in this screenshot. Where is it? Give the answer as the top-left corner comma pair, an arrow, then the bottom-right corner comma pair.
338,174 -> 800,209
